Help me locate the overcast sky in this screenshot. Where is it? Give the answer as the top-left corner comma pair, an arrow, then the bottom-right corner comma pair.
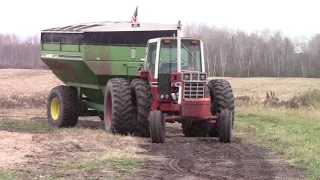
1,0 -> 318,39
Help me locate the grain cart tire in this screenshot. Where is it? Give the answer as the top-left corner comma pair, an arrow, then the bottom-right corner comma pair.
46,85 -> 78,128
149,110 -> 165,143
104,78 -> 132,135
206,79 -> 235,138
131,78 -> 153,137
218,109 -> 233,143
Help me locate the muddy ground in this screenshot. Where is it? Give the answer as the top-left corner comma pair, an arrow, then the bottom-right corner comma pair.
0,69 -> 307,179
0,109 -> 306,180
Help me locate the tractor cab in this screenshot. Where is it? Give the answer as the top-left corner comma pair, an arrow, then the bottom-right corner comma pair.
143,37 -> 205,75
142,36 -> 208,104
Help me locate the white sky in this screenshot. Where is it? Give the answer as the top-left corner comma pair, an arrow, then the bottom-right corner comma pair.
1,0 -> 319,39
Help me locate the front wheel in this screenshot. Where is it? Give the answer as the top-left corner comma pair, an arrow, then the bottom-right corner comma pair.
149,110 -> 165,143
218,109 -> 233,143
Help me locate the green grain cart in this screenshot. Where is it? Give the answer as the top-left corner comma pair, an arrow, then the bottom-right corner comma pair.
40,21 -> 178,128
41,21 -> 235,143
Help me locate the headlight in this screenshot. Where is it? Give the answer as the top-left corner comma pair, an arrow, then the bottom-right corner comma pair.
184,74 -> 190,80
165,94 -> 170,99
160,95 -> 164,99
200,74 -> 206,80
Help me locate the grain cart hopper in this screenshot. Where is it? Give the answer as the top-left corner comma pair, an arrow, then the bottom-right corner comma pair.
40,21 -> 235,143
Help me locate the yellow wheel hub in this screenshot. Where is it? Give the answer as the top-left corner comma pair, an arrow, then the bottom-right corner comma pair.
51,98 -> 60,120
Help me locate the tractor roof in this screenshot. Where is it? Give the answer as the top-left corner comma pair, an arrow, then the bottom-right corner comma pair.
41,21 -> 179,33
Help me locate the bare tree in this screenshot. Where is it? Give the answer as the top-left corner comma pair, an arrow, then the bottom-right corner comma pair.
1,26 -> 320,78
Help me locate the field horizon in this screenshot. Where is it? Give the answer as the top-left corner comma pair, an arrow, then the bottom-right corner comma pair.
1,68 -> 320,108
0,69 -> 319,180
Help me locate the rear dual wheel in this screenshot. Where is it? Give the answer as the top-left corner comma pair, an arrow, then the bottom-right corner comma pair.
130,78 -> 165,143
104,78 -> 132,135
207,79 -> 235,143
130,78 -> 153,137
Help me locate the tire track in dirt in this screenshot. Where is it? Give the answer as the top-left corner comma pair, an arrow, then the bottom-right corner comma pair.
166,145 -> 224,175
166,146 -> 234,180
129,126 -> 306,180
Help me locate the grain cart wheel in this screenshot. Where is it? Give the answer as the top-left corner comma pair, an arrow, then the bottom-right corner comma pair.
104,78 -> 132,135
46,85 -> 78,128
131,78 -> 153,137
149,110 -> 165,143
206,79 -> 235,139
218,109 -> 233,143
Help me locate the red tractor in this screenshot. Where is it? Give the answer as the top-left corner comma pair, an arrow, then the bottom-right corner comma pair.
131,22 -> 235,143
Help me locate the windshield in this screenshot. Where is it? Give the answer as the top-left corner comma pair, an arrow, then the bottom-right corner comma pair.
158,39 -> 201,74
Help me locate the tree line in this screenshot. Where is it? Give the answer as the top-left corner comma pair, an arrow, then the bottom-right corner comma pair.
0,34 -> 47,69
0,23 -> 320,77
184,23 -> 320,78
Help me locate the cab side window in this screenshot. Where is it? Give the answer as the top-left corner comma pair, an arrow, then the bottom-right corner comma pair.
146,42 -> 157,77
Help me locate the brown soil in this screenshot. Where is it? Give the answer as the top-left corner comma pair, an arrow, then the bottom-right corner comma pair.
0,69 -> 62,97
128,124 -> 306,180
0,110 -> 306,180
0,69 -> 62,108
0,69 -> 307,179
0,131 -> 43,169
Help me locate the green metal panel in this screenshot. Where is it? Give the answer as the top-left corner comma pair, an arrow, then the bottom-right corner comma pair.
41,43 -> 145,110
42,44 -> 83,52
84,45 -> 145,61
41,58 -> 97,85
83,45 -> 145,78
42,44 -> 61,51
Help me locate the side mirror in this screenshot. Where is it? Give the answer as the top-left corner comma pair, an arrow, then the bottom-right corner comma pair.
138,64 -> 144,71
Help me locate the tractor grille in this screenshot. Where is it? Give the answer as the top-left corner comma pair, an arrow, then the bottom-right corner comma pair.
184,83 -> 205,98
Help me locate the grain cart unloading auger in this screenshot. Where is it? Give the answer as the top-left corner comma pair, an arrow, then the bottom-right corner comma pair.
40,21 -> 235,143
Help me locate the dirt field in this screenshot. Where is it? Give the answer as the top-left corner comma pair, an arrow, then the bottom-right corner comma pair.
0,69 -> 314,179
1,69 -> 319,109
210,77 -> 320,100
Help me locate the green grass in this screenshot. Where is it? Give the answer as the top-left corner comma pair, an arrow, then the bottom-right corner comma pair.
57,156 -> 139,176
0,156 -> 140,180
44,156 -> 141,180
0,170 -> 41,180
235,106 -> 320,180
0,119 -> 54,133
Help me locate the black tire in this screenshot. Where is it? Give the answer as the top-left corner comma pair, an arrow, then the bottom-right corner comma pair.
104,78 -> 132,135
206,79 -> 235,137
46,85 -> 78,128
219,109 -> 233,143
149,110 -> 165,143
131,78 -> 153,137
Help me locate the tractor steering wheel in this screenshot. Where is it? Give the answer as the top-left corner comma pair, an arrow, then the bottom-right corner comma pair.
171,58 -> 185,65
